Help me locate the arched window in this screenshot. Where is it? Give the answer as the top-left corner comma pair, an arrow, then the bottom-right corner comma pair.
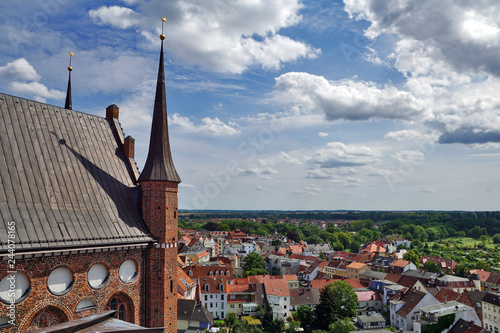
209,271 -> 213,276
106,293 -> 134,323
215,271 -> 219,276
28,306 -> 67,331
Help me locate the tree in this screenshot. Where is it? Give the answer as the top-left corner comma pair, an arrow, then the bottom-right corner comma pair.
492,233 -> 500,244
225,312 -> 237,328
243,252 -> 268,277
287,230 -> 301,243
287,321 -> 301,333
315,281 -> 358,330
328,318 -> 355,333
453,264 -> 469,278
423,261 -> 442,273
476,260 -> 491,271
204,221 -> 218,231
268,318 -> 285,333
295,305 -> 315,331
403,250 -> 420,269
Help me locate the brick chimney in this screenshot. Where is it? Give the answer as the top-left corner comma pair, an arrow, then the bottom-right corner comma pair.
106,104 -> 119,119
123,136 -> 135,159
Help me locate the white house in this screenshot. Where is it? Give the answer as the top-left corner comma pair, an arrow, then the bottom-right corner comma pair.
390,289 -> 439,331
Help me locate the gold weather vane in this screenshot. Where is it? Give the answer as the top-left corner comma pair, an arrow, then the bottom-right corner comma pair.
160,17 -> 167,40
68,51 -> 75,71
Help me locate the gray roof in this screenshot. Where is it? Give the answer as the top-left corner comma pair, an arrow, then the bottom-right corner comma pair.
361,270 -> 387,279
177,299 -> 214,322
402,269 -> 437,279
357,313 -> 386,323
0,93 -> 153,252
290,287 -> 320,306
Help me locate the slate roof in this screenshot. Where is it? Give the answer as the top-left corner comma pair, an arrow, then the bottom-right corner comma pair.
0,93 -> 153,252
177,299 -> 214,323
449,318 -> 485,333
289,288 -> 320,306
395,289 -> 427,317
482,292 -> 500,306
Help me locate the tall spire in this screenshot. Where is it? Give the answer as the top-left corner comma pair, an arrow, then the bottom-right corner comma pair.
138,18 -> 181,183
64,51 -> 74,110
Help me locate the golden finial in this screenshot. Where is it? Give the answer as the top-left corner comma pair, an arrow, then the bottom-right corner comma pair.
68,51 -> 75,71
160,17 -> 167,40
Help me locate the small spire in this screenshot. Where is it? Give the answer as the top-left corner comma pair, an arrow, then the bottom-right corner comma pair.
138,18 -> 181,183
64,51 -> 74,110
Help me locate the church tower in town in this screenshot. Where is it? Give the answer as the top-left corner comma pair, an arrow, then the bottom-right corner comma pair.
138,18 -> 181,332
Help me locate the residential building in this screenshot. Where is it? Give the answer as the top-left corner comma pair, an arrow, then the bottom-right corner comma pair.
356,289 -> 383,316
481,292 -> 500,333
357,313 -> 386,330
289,288 -> 320,311
421,255 -> 457,272
347,262 -> 369,282
433,274 -> 477,293
177,299 -> 214,332
413,301 -> 482,333
264,278 -> 291,320
390,288 -> 440,331
389,260 -> 417,273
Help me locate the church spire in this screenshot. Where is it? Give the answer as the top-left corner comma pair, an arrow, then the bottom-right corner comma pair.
64,51 -> 74,110
138,18 -> 181,183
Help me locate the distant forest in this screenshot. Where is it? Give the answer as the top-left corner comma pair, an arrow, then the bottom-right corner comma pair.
179,210 -> 500,252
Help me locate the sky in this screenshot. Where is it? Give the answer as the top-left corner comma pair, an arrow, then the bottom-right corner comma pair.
0,0 -> 500,211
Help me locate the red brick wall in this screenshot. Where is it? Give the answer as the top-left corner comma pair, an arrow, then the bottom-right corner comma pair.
141,181 -> 178,333
0,248 -> 144,332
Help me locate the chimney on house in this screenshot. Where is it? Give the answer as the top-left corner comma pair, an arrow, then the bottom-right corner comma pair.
124,136 -> 135,159
106,104 -> 119,120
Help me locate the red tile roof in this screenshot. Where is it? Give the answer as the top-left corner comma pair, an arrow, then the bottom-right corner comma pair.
391,259 -> 411,268
356,290 -> 382,302
434,288 -> 461,303
264,278 -> 290,297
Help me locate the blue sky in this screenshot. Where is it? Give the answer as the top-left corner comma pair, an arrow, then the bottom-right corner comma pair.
1,0 -> 500,211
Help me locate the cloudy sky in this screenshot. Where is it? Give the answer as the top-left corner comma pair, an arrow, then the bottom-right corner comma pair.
1,0 -> 500,211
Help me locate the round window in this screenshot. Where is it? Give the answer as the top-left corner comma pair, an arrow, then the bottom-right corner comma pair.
88,264 -> 109,289
119,260 -> 138,283
47,267 -> 73,295
0,273 -> 30,304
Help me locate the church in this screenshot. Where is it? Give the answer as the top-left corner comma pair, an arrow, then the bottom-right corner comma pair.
0,28 -> 180,332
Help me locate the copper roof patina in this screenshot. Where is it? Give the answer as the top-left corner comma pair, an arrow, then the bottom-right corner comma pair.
138,40 -> 181,183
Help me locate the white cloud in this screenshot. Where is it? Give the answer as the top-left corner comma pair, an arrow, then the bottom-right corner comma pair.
170,113 -> 240,136
9,81 -> 64,101
272,72 -> 427,121
0,58 -> 40,81
318,132 -> 328,137
390,150 -> 425,163
344,0 -> 500,76
385,130 -> 439,142
305,184 -> 322,192
236,167 -> 278,176
89,0 -> 320,74
308,142 -> 380,168
88,6 -> 144,29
